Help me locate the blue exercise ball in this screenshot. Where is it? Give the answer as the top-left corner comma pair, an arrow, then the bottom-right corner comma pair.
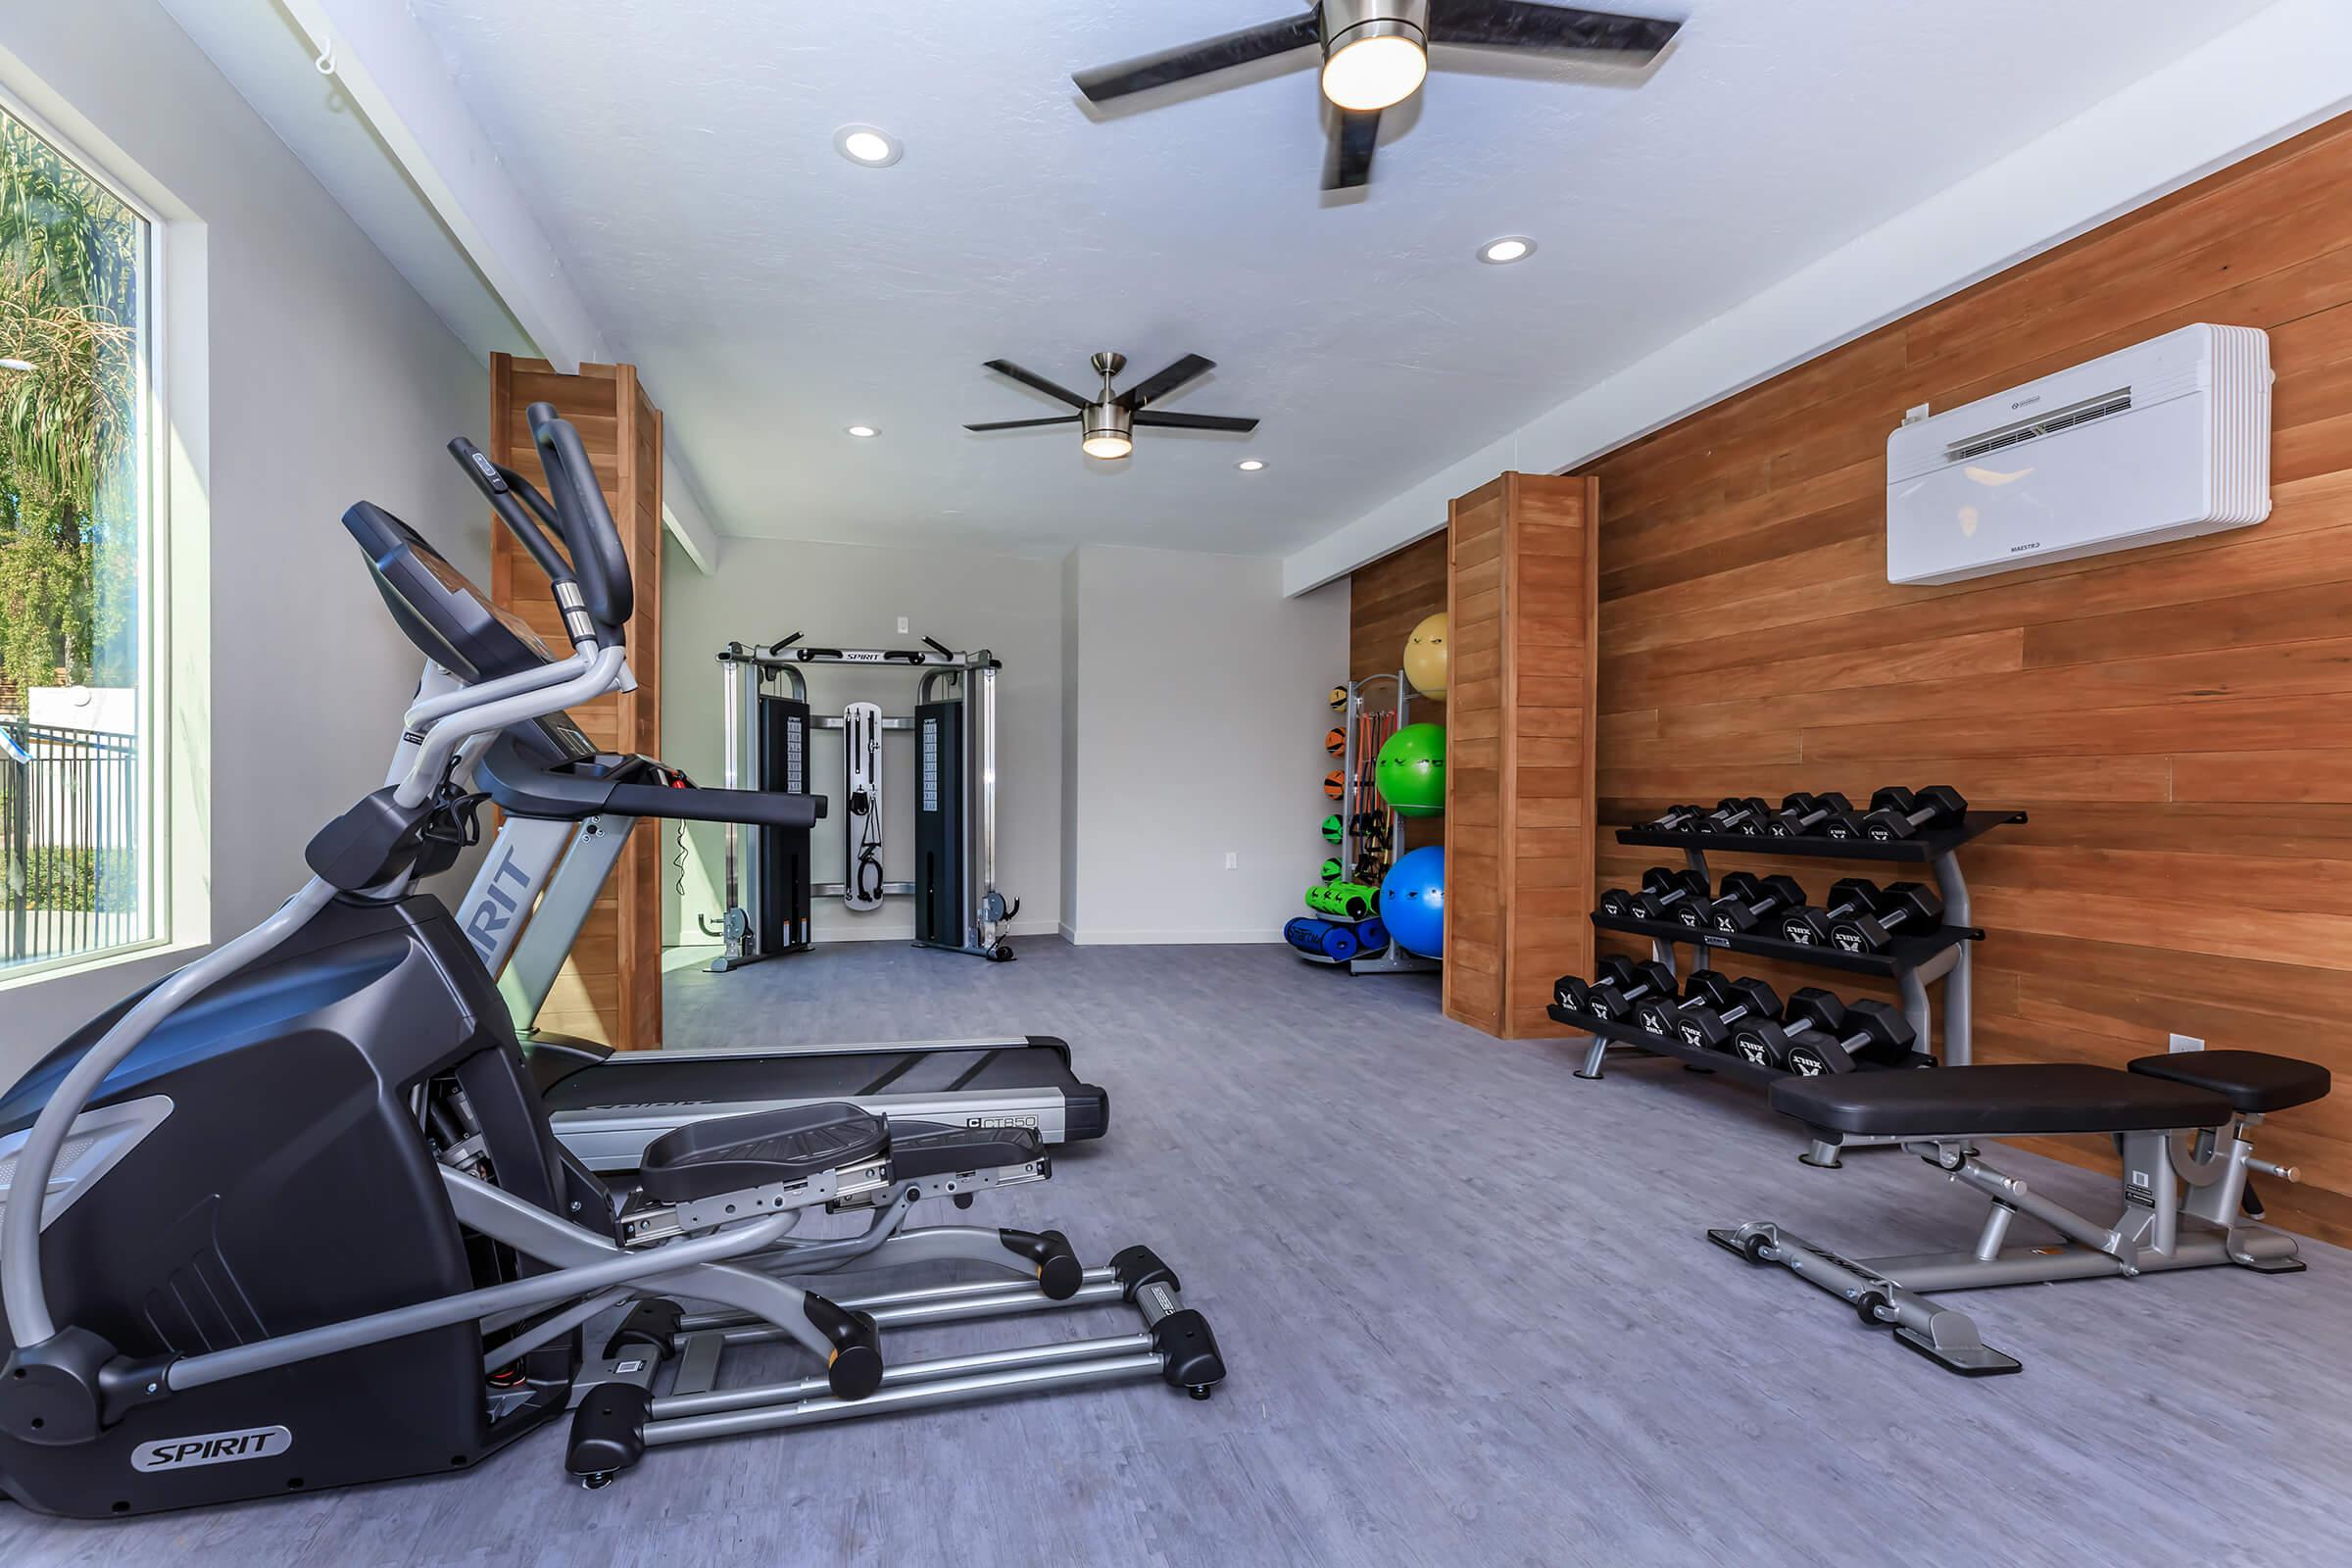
1380,846 -> 1446,958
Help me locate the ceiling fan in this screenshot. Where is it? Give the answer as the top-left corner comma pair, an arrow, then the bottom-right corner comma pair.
964,352 -> 1259,461
1073,1 -> 1682,189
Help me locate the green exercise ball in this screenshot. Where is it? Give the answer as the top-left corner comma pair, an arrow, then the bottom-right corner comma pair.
1320,858 -> 1344,883
1376,723 -> 1446,818
1321,813 -> 1345,844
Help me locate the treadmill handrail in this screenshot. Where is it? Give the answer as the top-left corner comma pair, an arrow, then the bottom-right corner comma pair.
476,732 -> 828,829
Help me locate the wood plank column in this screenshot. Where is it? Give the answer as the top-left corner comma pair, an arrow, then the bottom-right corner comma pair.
489,353 -> 666,1051
1443,472 -> 1600,1038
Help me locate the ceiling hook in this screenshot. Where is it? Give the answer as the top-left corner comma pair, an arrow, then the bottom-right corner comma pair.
313,34 -> 337,75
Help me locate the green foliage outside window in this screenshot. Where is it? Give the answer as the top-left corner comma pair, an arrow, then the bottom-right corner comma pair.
0,106 -> 142,705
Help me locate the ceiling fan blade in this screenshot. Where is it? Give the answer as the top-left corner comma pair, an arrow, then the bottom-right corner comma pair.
1428,1 -> 1681,60
982,360 -> 1092,408
964,416 -> 1084,432
1118,354 -> 1216,411
1133,412 -> 1260,433
1073,10 -> 1323,102
1324,109 -> 1381,190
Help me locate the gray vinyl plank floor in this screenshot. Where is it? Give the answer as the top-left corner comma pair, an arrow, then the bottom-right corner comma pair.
9,938 -> 2349,1566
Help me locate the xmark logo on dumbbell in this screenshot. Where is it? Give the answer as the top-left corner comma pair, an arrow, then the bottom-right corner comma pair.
1827,882 -> 1943,954
1672,973 -> 1781,1054
1736,990 -> 1917,1074
1767,791 -> 1852,838
1555,956 -> 1677,1022
1781,879 -> 1887,947
1597,866 -> 1708,925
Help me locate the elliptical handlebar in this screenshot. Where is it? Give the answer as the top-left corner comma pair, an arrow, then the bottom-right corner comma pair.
526,403 -> 633,640
447,437 -> 566,578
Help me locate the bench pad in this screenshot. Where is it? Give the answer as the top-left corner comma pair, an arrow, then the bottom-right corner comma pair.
1771,1064 -> 2231,1140
2127,1050 -> 2330,1115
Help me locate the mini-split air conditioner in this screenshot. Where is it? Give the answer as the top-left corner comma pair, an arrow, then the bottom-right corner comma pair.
1886,322 -> 2273,586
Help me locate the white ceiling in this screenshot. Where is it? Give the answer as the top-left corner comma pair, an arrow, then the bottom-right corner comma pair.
366,0 -> 2276,558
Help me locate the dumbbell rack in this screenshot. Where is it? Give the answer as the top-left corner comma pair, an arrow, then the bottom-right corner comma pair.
1551,809 -> 2025,1089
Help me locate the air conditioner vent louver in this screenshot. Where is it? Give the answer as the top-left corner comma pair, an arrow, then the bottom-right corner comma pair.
1886,323 -> 2272,586
1944,390 -> 2132,462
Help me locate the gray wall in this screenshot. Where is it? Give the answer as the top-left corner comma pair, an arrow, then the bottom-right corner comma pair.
1,2 -> 486,1084
1062,545 -> 1348,943
662,536 -> 1064,946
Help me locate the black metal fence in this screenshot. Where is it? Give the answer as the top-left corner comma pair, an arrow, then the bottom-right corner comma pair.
2,721 -> 141,968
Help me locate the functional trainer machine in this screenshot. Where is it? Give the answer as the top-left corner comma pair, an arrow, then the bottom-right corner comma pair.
0,407 -> 1221,1518
705,633 -> 1017,967
1712,1050 -> 2329,1375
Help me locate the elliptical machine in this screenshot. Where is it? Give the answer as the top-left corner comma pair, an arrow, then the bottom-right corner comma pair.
0,406 -> 1222,1519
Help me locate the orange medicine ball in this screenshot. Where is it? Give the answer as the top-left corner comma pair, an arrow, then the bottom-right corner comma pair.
1324,770 -> 1346,799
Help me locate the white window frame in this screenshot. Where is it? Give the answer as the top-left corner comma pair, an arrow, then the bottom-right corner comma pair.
0,81 -> 174,988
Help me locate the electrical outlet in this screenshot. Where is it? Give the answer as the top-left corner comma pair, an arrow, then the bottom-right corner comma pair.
897,616 -> 908,634
2169,1033 -> 2205,1054
1224,852 -> 1238,870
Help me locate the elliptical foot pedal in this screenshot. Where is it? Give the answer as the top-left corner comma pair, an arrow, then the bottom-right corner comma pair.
567,1382 -> 651,1482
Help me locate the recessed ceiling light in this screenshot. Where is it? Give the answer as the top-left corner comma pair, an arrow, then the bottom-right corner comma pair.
1478,236 -> 1536,265
846,424 -> 879,438
1238,460 -> 1265,471
833,125 -> 903,167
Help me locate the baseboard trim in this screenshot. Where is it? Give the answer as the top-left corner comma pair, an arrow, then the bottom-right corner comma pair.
1062,927 -> 1289,946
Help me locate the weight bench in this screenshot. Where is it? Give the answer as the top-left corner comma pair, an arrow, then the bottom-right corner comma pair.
1709,1051 -> 2329,1375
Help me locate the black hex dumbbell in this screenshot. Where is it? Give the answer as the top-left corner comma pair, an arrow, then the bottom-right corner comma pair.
1768,791 -> 1854,838
1552,958 -> 1665,1020
1828,881 -> 1944,954
1779,879 -> 1886,947
1561,958 -> 1674,1029
1642,804 -> 1710,833
1817,799 -> 1880,840
1665,971 -> 1784,1053
1597,867 -> 1708,921
1703,796 -> 1774,836
1704,872 -> 1809,935
1860,784 -> 1969,842
1734,990 -> 1917,1074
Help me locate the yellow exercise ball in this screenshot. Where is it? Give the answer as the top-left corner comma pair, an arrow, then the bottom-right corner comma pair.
1402,612 -> 1448,699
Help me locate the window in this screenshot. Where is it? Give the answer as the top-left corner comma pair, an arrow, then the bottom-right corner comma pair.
0,98 -> 157,976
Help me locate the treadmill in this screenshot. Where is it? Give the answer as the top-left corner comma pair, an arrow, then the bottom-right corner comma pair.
339,464 -> 1106,1172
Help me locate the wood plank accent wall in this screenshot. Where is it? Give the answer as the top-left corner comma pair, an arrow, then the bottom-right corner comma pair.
1445,473 -> 1599,1038
1581,114 -> 2352,1242
1348,531 -> 1446,851
489,353 -> 667,1052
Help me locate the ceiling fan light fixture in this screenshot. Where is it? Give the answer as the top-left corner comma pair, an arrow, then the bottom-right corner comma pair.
1320,26 -> 1427,112
1318,1 -> 1430,112
1082,401 -> 1136,460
